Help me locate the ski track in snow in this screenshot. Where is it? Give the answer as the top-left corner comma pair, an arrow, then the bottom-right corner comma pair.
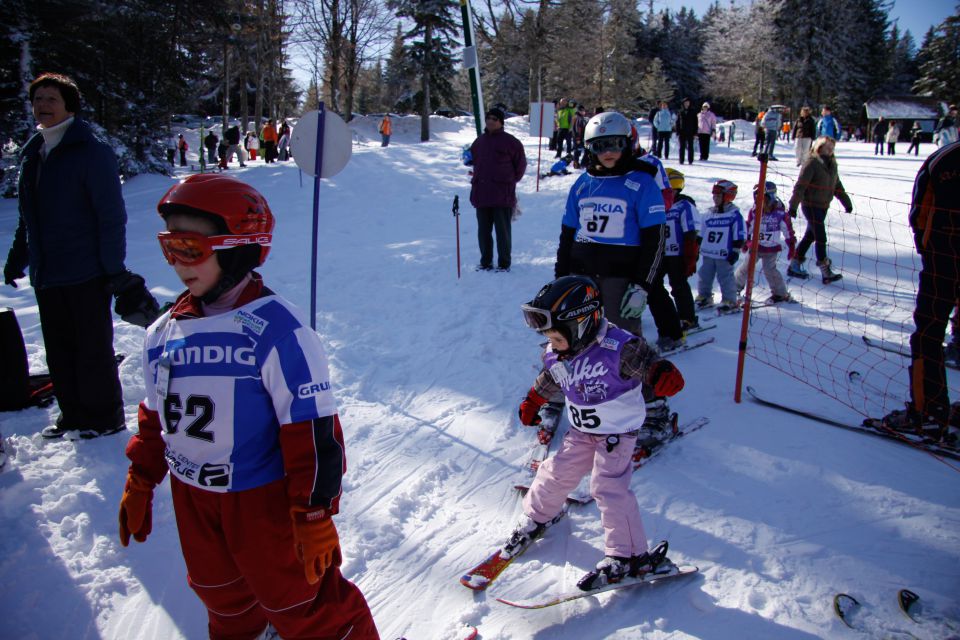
1,115 -> 958,639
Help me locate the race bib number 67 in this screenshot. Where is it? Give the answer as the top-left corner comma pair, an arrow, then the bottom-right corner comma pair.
578,197 -> 627,240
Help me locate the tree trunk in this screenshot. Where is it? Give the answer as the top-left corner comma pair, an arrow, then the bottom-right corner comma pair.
421,22 -> 432,142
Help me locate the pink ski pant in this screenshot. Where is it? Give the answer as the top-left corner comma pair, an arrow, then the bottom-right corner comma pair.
523,428 -> 649,558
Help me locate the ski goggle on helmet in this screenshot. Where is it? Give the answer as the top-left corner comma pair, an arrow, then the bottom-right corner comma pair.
157,231 -> 272,266
521,275 -> 604,352
712,179 -> 738,203
584,112 -> 632,154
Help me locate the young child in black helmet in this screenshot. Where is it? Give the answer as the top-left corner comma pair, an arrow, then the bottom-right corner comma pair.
118,174 -> 379,639
512,275 -> 685,590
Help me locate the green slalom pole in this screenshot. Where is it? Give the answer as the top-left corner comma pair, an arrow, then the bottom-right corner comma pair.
460,0 -> 484,137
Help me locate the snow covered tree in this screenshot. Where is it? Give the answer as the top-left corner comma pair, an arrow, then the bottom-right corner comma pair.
913,9 -> 960,103
478,11 -> 528,113
602,0 -> 645,113
386,0 -> 461,141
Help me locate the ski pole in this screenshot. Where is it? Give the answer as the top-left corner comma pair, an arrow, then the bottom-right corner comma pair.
453,195 -> 461,279
734,153 -> 768,403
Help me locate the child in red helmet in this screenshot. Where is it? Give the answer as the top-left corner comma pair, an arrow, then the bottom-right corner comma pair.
118,174 -> 379,639
696,179 -> 746,312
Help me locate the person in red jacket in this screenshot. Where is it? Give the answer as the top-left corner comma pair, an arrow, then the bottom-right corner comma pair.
119,174 -> 379,640
469,107 -> 527,271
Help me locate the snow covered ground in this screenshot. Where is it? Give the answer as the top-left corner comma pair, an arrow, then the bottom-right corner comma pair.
1,114 -> 957,640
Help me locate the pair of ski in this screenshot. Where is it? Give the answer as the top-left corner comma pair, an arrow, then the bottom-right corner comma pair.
459,522 -> 698,609
863,335 -> 960,371
834,589 -> 957,637
746,386 -> 960,462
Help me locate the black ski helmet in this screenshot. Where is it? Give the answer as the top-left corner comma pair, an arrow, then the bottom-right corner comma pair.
521,275 -> 603,353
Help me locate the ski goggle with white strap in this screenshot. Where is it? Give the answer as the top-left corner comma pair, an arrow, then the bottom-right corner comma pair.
588,136 -> 628,154
157,231 -> 271,266
521,304 -> 553,331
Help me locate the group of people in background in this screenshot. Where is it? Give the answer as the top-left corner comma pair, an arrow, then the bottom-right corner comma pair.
167,118 -> 292,171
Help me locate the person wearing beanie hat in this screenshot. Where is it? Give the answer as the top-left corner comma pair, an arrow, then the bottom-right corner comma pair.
469,104 -> 527,271
485,107 -> 505,124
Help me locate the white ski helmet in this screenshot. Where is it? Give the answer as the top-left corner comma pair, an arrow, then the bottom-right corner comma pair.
583,111 -> 632,144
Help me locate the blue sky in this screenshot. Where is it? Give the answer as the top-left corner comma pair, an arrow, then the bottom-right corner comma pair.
674,0 -> 955,42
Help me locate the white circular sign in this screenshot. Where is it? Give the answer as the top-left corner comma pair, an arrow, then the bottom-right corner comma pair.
290,109 -> 352,178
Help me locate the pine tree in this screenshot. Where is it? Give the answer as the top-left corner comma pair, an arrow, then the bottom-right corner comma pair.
386,0 -> 461,141
913,8 -> 960,102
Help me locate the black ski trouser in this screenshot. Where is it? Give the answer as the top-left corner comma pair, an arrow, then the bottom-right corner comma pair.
698,134 -> 712,160
795,205 -> 829,263
664,256 -> 697,325
35,278 -> 123,430
678,134 -> 695,164
476,206 -> 512,270
655,132 -> 671,159
909,232 -> 960,425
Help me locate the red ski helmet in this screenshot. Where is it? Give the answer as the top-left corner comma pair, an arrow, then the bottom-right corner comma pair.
712,179 -> 738,204
157,174 -> 275,266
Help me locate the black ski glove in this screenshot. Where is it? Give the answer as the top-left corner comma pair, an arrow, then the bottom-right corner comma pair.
3,262 -> 25,288
106,271 -> 161,328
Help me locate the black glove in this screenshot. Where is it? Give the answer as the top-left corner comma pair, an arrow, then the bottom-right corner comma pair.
107,271 -> 161,328
727,252 -> 738,265
3,262 -> 25,288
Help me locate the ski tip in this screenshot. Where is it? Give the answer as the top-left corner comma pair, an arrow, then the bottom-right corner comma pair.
460,575 -> 492,591
834,593 -> 860,628
897,588 -> 921,621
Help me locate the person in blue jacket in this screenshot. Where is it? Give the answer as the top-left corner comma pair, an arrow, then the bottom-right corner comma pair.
2,72 -> 157,439
554,111 -> 683,351
816,105 -> 841,140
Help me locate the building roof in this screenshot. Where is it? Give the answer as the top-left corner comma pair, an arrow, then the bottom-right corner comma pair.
863,96 -> 944,120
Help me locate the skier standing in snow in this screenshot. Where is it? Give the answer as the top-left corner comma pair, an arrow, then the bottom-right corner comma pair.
469,107 -> 527,272
696,179 -> 746,312
877,141 -> 960,440
119,174 -> 379,639
554,111 -> 683,352
3,72 -> 158,439
513,275 -> 685,590
786,136 -> 853,283
735,181 -> 796,303
662,168 -> 701,330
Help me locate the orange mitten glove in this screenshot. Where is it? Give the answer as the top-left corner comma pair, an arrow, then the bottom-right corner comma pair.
118,468 -> 154,547
291,508 -> 342,585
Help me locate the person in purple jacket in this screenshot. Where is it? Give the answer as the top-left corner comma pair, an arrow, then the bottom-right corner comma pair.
469,107 -> 527,272
512,275 -> 685,590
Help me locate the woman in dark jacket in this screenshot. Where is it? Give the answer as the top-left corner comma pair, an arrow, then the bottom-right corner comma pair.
3,73 -> 155,438
786,136 -> 853,284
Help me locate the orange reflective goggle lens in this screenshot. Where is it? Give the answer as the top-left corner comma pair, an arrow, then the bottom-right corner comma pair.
157,231 -> 271,265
